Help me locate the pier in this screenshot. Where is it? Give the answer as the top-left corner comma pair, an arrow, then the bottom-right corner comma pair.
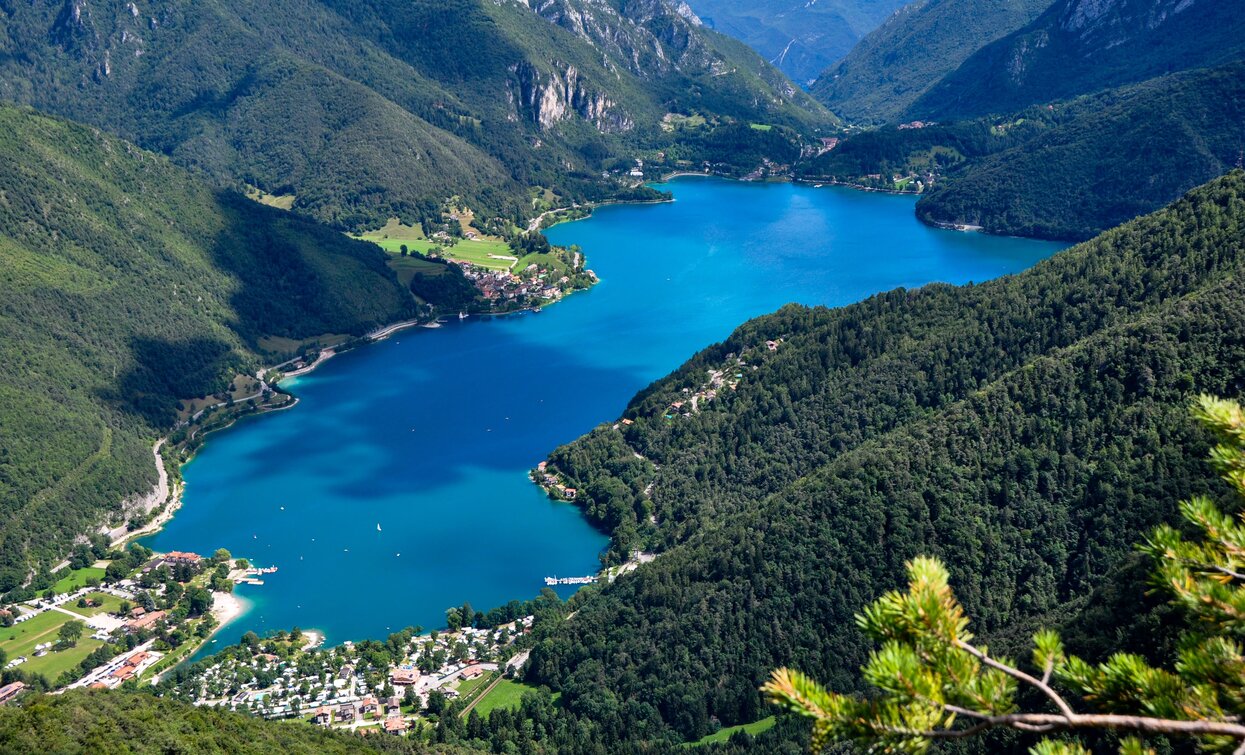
544,575 -> 597,586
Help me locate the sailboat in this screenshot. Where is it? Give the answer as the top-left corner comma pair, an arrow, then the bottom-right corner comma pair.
377,523 -> 382,532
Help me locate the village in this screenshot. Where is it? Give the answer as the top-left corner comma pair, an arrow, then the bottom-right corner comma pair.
454,257 -> 595,310
160,616 -> 539,737
0,546 -> 266,708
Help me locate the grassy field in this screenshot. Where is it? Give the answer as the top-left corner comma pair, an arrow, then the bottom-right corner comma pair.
372,237 -> 516,271
256,333 -> 352,358
386,255 -> 451,287
356,219 -> 516,272
22,637 -> 103,680
245,187 -> 296,210
749,123 -> 773,131
51,567 -> 105,594
64,592 -> 124,618
0,607 -> 103,680
685,716 -> 776,746
472,679 -> 539,717
455,673 -> 493,698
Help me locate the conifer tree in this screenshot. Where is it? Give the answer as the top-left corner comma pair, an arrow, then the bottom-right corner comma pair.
764,395 -> 1245,754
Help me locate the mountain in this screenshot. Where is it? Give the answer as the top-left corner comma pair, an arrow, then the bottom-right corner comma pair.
0,105 -> 418,591
809,0 -> 1052,124
915,61 -> 1245,239
681,0 -> 910,86
0,0 -> 829,232
800,59 -> 1245,240
0,690 -> 438,754
908,0 -> 1245,120
509,173 -> 1245,748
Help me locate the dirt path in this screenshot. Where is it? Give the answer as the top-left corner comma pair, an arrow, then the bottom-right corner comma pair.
460,674 -> 504,717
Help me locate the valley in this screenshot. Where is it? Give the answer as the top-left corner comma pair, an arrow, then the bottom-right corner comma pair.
0,0 -> 1243,752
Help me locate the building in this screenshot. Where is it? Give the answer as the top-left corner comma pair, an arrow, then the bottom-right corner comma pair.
164,551 -> 203,566
0,682 -> 24,705
337,703 -> 355,723
460,664 -> 487,680
390,666 -> 420,686
383,716 -> 408,735
126,609 -> 167,632
360,696 -> 379,716
312,707 -> 331,726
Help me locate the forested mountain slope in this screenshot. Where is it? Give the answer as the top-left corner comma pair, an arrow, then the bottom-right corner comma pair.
909,0 -> 1245,120
801,60 -> 1245,240
682,0 -> 909,86
0,0 -> 828,231
0,106 -> 417,591
915,61 -> 1245,239
521,173 -> 1245,748
0,691 -> 443,754
809,0 -> 1052,124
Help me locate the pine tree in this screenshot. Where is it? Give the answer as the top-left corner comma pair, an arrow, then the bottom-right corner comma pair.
764,395 -> 1245,754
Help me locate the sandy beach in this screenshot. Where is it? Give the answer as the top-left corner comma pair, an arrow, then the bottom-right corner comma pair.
210,590 -> 251,630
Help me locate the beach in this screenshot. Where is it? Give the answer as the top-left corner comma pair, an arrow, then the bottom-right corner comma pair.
210,590 -> 250,631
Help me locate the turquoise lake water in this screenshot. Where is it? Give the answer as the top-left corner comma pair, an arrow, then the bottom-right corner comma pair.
144,178 -> 1066,655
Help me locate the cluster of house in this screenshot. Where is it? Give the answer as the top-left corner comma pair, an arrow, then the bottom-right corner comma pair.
176,618 -> 534,735
534,461 -> 577,501
457,262 -> 572,305
88,650 -> 159,688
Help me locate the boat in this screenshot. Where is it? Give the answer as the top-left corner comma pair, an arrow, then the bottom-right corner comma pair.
533,307 -> 542,313
458,312 -> 468,320
376,523 -> 382,532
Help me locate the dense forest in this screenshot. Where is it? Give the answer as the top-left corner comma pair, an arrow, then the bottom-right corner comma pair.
0,690 -> 453,754
499,172 -> 1245,749
802,60 -> 1245,239
0,0 -> 829,232
0,106 -> 419,591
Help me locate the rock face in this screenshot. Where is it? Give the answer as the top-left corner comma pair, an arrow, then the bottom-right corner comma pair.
509,61 -> 634,132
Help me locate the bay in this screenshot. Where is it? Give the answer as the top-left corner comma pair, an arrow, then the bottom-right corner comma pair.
143,177 -> 1066,655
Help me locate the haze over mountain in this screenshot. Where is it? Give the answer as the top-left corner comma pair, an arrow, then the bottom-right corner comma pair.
909,0 -> 1245,120
682,0 -> 909,86
810,0 -> 1053,123
0,0 -> 828,230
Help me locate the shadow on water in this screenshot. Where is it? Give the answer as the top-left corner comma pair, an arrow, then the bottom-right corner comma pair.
195,316 -> 652,502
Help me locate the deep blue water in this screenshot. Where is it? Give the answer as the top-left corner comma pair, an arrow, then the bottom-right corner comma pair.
144,178 -> 1066,655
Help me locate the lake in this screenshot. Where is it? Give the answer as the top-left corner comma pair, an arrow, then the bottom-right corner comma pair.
144,177 -> 1066,654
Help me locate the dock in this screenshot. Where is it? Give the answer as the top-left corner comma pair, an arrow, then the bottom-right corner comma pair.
544,576 -> 597,586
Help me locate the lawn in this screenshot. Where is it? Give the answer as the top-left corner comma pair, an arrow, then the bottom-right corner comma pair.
21,637 -> 104,681
65,592 -> 124,618
455,673 -> 494,699
471,679 -> 539,717
51,567 -> 105,594
356,217 -> 517,272
0,607 -> 103,680
749,123 -> 773,131
685,716 -> 776,746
